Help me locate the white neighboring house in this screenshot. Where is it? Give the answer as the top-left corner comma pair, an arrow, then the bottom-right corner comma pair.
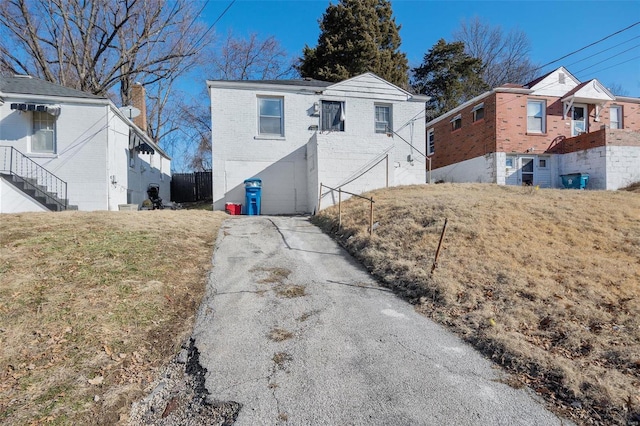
0,75 -> 171,213
207,72 -> 429,215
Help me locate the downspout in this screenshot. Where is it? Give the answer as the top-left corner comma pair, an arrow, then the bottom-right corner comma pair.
106,105 -> 112,210
409,120 -> 414,164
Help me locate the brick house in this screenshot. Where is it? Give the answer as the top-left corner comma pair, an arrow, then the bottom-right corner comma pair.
207,73 -> 428,214
0,76 -> 171,213
426,67 -> 640,189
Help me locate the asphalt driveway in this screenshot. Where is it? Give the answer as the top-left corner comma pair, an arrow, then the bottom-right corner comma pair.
191,216 -> 572,425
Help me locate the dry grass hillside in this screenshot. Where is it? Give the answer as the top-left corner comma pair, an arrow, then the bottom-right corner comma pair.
313,183 -> 639,426
0,210 -> 226,425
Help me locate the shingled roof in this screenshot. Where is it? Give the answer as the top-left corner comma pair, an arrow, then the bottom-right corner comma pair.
0,75 -> 104,99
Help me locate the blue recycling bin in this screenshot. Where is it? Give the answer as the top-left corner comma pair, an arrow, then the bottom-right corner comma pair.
244,178 -> 262,215
560,173 -> 589,189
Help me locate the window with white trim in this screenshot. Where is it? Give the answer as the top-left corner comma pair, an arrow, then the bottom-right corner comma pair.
427,128 -> 435,155
472,103 -> 484,122
32,111 -> 56,153
610,105 -> 622,129
527,100 -> 546,133
321,100 -> 345,132
258,96 -> 284,136
375,104 -> 391,133
450,114 -> 461,131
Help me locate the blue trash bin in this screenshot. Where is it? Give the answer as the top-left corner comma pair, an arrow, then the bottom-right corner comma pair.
560,173 -> 589,189
244,178 -> 262,215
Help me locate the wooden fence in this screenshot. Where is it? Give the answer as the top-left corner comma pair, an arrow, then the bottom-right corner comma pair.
171,171 -> 212,203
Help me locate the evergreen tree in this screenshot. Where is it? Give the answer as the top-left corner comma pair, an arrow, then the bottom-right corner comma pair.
412,39 -> 488,118
298,0 -> 408,88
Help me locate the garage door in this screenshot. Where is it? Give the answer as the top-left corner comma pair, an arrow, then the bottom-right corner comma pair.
225,160 -> 306,215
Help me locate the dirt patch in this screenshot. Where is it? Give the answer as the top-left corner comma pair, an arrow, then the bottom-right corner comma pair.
272,352 -> 293,371
275,284 -> 306,298
252,267 -> 292,284
313,183 -> 640,425
268,328 -> 294,342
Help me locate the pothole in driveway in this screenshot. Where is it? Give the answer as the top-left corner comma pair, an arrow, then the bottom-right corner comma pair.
272,352 -> 293,370
250,266 -> 292,284
296,310 -> 320,322
275,284 -> 305,298
268,327 -> 294,342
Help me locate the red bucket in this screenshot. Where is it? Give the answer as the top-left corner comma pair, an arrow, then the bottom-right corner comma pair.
225,203 -> 242,215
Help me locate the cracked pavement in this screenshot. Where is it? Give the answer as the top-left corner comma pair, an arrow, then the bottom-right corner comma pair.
191,216 -> 572,425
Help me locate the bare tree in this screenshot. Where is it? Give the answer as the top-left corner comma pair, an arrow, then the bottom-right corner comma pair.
453,17 -> 538,88
211,31 -> 298,81
606,83 -> 629,97
0,0 -> 211,142
177,32 -> 297,171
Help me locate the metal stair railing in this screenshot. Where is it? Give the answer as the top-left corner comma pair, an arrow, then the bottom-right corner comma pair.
0,145 -> 68,211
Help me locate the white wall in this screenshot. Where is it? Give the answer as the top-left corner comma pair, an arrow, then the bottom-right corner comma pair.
210,76 -> 426,215
1,100 -> 171,212
0,177 -> 47,213
605,145 -> 640,190
558,147 -> 607,189
431,154 -> 497,184
211,86 -> 320,214
107,107 -> 171,209
0,100 -> 110,210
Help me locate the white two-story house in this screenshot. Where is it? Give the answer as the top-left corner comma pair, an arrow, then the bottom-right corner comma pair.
207,72 -> 429,215
0,75 -> 171,213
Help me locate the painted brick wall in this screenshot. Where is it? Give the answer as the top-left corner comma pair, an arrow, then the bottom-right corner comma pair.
558,147 -> 607,189
0,100 -> 170,212
211,84 -> 426,214
430,153 -> 497,184
606,146 -> 640,189
0,101 -> 111,210
211,87 -> 319,213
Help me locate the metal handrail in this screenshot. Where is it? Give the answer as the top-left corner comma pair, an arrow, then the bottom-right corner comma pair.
0,146 -> 68,210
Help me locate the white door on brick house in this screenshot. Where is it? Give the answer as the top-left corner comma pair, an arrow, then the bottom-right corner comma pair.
571,104 -> 587,136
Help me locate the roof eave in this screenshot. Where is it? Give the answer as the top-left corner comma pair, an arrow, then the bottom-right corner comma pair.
0,91 -> 110,105
206,80 -> 327,93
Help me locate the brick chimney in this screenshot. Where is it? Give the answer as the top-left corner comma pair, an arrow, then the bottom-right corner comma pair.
130,82 -> 147,132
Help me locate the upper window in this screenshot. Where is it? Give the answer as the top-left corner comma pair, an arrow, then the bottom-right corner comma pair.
610,105 -> 623,129
427,128 -> 435,155
321,100 -> 345,132
32,111 -> 56,153
527,100 -> 546,133
472,103 -> 485,122
258,97 -> 284,136
450,114 -> 462,131
375,105 -> 392,133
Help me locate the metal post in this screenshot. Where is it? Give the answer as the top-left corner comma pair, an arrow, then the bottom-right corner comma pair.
386,154 -> 389,187
431,218 -> 448,273
369,198 -> 374,235
338,188 -> 342,229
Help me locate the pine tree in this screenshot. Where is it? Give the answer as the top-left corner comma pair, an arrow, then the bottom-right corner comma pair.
298,0 -> 408,88
412,39 -> 488,118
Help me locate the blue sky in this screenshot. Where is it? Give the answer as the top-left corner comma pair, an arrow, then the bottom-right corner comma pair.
201,0 -> 640,96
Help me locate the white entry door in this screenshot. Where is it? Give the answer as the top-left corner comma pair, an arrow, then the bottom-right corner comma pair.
572,104 -> 587,136
520,157 -> 534,186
